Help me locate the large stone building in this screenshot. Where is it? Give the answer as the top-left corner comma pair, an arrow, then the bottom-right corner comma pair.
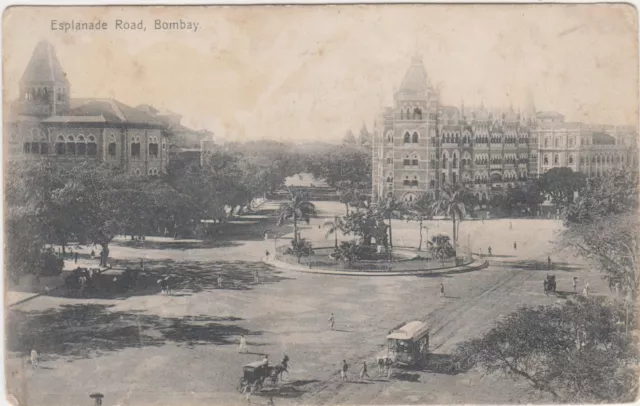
4,41 -> 214,174
372,56 -> 638,202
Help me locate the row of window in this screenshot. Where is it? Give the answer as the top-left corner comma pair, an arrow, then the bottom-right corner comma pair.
131,168 -> 161,176
542,153 -> 626,166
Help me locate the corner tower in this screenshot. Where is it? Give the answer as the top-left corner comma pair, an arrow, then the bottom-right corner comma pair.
19,41 -> 70,117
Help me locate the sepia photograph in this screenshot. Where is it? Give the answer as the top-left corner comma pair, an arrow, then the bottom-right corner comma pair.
2,4 -> 639,406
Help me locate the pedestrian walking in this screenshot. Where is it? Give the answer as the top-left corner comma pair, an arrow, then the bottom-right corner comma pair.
513,241 -> 517,250
218,275 -> 223,288
583,281 -> 590,297
341,360 -> 349,381
572,277 -> 578,293
267,396 -> 275,406
264,231 -> 269,241
386,358 -> 393,379
439,282 -> 445,297
254,270 -> 259,284
360,361 -> 371,380
265,250 -> 270,261
509,221 -> 513,230
90,249 -> 95,260
74,252 -> 78,263
328,313 -> 335,330
238,334 -> 248,353
547,256 -> 552,270
488,246 -> 492,256
140,259 -> 144,270
30,349 -> 38,369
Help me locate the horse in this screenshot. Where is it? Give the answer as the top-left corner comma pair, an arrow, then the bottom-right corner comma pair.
270,362 -> 289,384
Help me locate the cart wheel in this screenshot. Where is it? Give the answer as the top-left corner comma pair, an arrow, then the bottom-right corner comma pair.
237,378 -> 245,393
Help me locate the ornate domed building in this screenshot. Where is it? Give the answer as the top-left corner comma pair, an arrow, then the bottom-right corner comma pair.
371,56 -> 637,203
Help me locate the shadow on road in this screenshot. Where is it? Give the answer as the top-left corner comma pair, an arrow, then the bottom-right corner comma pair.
54,260 -> 294,300
7,304 -> 260,361
256,379 -> 320,399
497,259 -> 581,272
422,353 -> 474,375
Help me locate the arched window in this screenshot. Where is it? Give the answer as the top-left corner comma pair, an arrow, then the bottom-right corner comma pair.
76,135 -> 87,156
412,132 -> 419,143
87,135 -> 97,156
452,153 -> 458,169
131,135 -> 141,157
386,157 -> 392,164
429,180 -> 435,189
411,175 -> 419,187
442,153 -> 448,169
554,154 -> 559,165
55,135 -> 65,155
387,192 -> 394,198
66,135 -> 76,155
133,168 -> 141,176
555,138 -> 559,148
149,136 -> 159,157
404,133 -> 411,144
411,154 -> 418,166
403,175 -> 411,186
544,138 -> 549,147
400,109 -> 404,120
413,108 -> 422,120
441,173 -> 446,184
568,154 -> 574,165
452,172 -> 457,184
108,134 -> 117,157
403,155 -> 410,166
148,168 -> 159,176
543,154 -> 549,165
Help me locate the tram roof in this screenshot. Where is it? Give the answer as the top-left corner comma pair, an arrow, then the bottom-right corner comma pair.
387,321 -> 429,340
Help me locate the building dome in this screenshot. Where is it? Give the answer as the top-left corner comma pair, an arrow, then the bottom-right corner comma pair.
396,55 -> 429,99
20,41 -> 68,85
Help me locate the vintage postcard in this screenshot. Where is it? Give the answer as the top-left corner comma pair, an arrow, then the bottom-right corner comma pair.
2,4 -> 639,406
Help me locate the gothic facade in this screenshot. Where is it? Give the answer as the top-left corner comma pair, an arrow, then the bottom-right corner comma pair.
372,57 -> 638,203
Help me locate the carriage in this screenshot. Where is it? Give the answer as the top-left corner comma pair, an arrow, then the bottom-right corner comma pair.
544,274 -> 556,294
237,359 -> 289,394
237,361 -> 274,393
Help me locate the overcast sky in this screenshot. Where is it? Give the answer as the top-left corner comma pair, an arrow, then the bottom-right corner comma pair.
3,5 -> 638,142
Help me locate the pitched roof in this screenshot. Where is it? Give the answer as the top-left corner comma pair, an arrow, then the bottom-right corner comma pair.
21,41 -> 69,85
68,98 -> 165,127
398,56 -> 428,95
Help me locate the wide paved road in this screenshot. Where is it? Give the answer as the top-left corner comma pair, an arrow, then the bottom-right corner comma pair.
6,202 -> 606,406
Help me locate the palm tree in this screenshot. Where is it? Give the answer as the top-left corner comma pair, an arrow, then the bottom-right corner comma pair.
377,196 -> 405,248
323,215 -> 344,249
277,191 -> 316,244
407,193 -> 435,251
431,183 -> 471,247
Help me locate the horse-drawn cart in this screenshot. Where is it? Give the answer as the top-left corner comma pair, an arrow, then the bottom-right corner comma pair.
236,359 -> 287,394
544,274 -> 556,294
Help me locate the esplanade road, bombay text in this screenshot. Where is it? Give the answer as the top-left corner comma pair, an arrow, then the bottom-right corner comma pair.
50,19 -> 200,32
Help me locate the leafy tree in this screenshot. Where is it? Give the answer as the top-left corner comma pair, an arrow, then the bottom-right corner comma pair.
564,169 -> 638,224
428,234 -> 456,263
431,183 -> 471,246
406,193 -> 435,251
284,238 -> 314,264
454,296 -> 638,403
330,241 -> 359,268
336,180 -> 369,215
376,196 -> 405,248
340,208 -> 387,247
323,216 -> 345,249
539,167 -> 585,208
558,213 -> 638,297
276,192 -> 316,243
